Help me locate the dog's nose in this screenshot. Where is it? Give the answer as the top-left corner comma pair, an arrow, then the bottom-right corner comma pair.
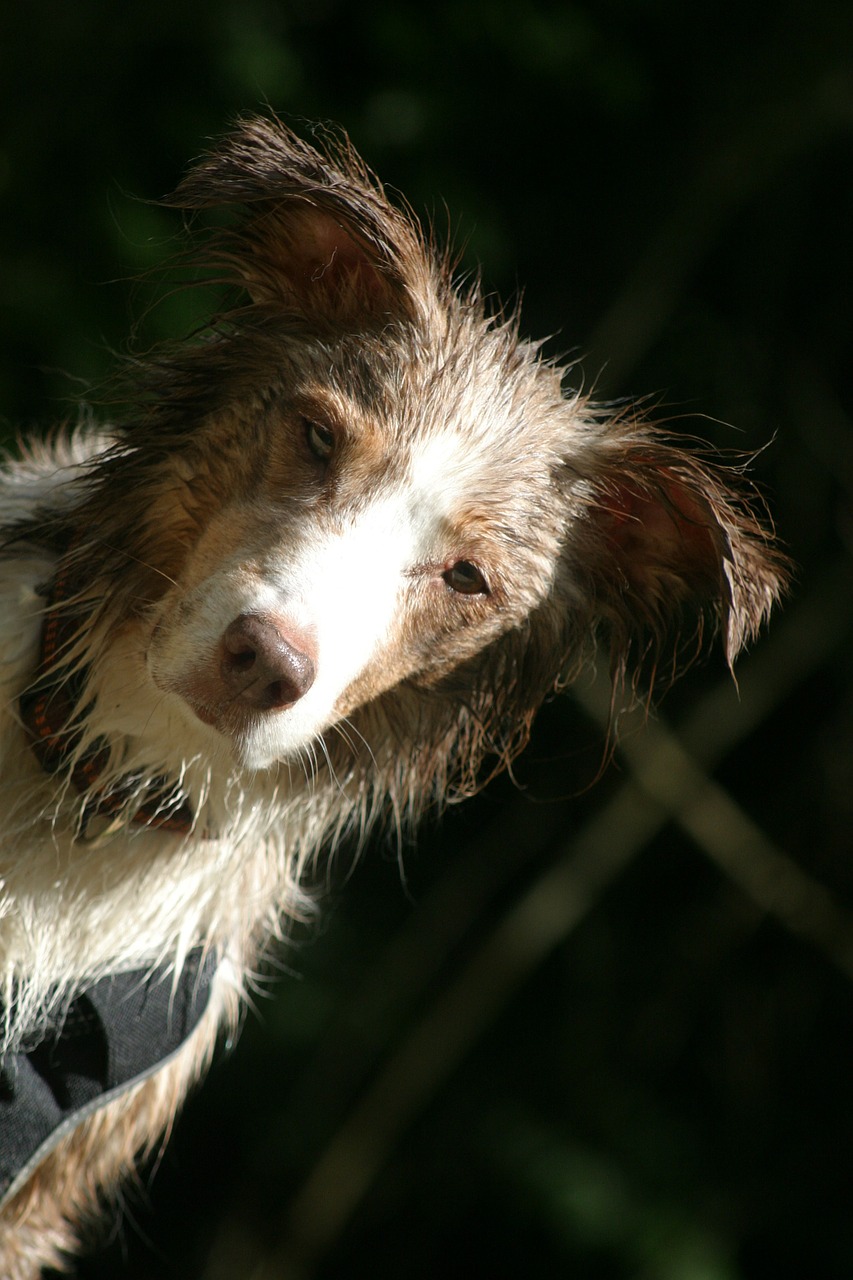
221,614 -> 316,711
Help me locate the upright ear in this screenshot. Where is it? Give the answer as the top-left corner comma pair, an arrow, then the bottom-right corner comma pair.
576,435 -> 788,677
165,115 -> 436,327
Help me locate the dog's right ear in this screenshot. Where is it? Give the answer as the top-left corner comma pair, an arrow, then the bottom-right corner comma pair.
165,116 -> 436,328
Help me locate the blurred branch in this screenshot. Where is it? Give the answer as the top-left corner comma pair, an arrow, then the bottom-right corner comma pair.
244,763 -> 667,1279
576,565 -> 853,976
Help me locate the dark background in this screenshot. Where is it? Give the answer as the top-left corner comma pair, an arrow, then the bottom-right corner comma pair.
3,2 -> 853,1277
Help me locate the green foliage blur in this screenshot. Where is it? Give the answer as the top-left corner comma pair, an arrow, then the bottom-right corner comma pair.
2,2 -> 853,1278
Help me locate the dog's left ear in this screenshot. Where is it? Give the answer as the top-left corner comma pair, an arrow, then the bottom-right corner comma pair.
574,437 -> 788,674
167,115 -> 435,327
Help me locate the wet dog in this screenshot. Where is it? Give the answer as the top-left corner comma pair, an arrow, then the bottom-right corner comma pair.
0,117 -> 785,1275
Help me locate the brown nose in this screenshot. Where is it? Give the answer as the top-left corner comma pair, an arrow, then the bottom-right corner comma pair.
221,614 -> 316,711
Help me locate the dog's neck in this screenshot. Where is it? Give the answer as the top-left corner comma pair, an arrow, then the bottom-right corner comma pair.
19,552 -> 197,839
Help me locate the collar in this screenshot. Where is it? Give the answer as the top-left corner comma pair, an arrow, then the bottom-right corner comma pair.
19,551 -> 196,837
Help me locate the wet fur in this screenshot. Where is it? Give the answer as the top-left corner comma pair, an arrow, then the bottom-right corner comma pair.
0,117 -> 785,1275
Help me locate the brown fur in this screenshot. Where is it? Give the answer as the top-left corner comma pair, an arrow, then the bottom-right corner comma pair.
0,116 -> 786,1274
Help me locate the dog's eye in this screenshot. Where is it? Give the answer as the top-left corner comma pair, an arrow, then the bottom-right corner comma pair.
443,560 -> 489,595
304,419 -> 335,461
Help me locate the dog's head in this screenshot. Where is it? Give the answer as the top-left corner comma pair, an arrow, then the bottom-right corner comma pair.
61,118 -> 785,788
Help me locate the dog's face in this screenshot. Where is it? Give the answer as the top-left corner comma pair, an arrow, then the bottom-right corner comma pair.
145,341 -> 570,770
84,118 -> 782,779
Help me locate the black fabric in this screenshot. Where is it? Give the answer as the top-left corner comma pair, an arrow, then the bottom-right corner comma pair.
0,948 -> 217,1203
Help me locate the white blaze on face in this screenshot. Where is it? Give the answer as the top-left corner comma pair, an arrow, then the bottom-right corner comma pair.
150,427 -> 478,769
406,428 -> 480,530
262,496 -> 417,736
269,431 -> 469,746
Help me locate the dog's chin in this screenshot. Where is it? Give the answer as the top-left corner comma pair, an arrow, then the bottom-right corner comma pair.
228,733 -> 290,772
175,692 -> 322,772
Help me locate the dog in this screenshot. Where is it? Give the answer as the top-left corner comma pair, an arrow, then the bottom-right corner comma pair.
0,116 -> 785,1275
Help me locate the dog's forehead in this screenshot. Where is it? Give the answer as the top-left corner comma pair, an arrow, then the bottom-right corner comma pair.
406,429 -> 466,494
397,429 -> 486,533
402,422 -> 552,519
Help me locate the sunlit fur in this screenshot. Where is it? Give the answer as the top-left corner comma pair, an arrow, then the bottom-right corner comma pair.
0,117 -> 786,1275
